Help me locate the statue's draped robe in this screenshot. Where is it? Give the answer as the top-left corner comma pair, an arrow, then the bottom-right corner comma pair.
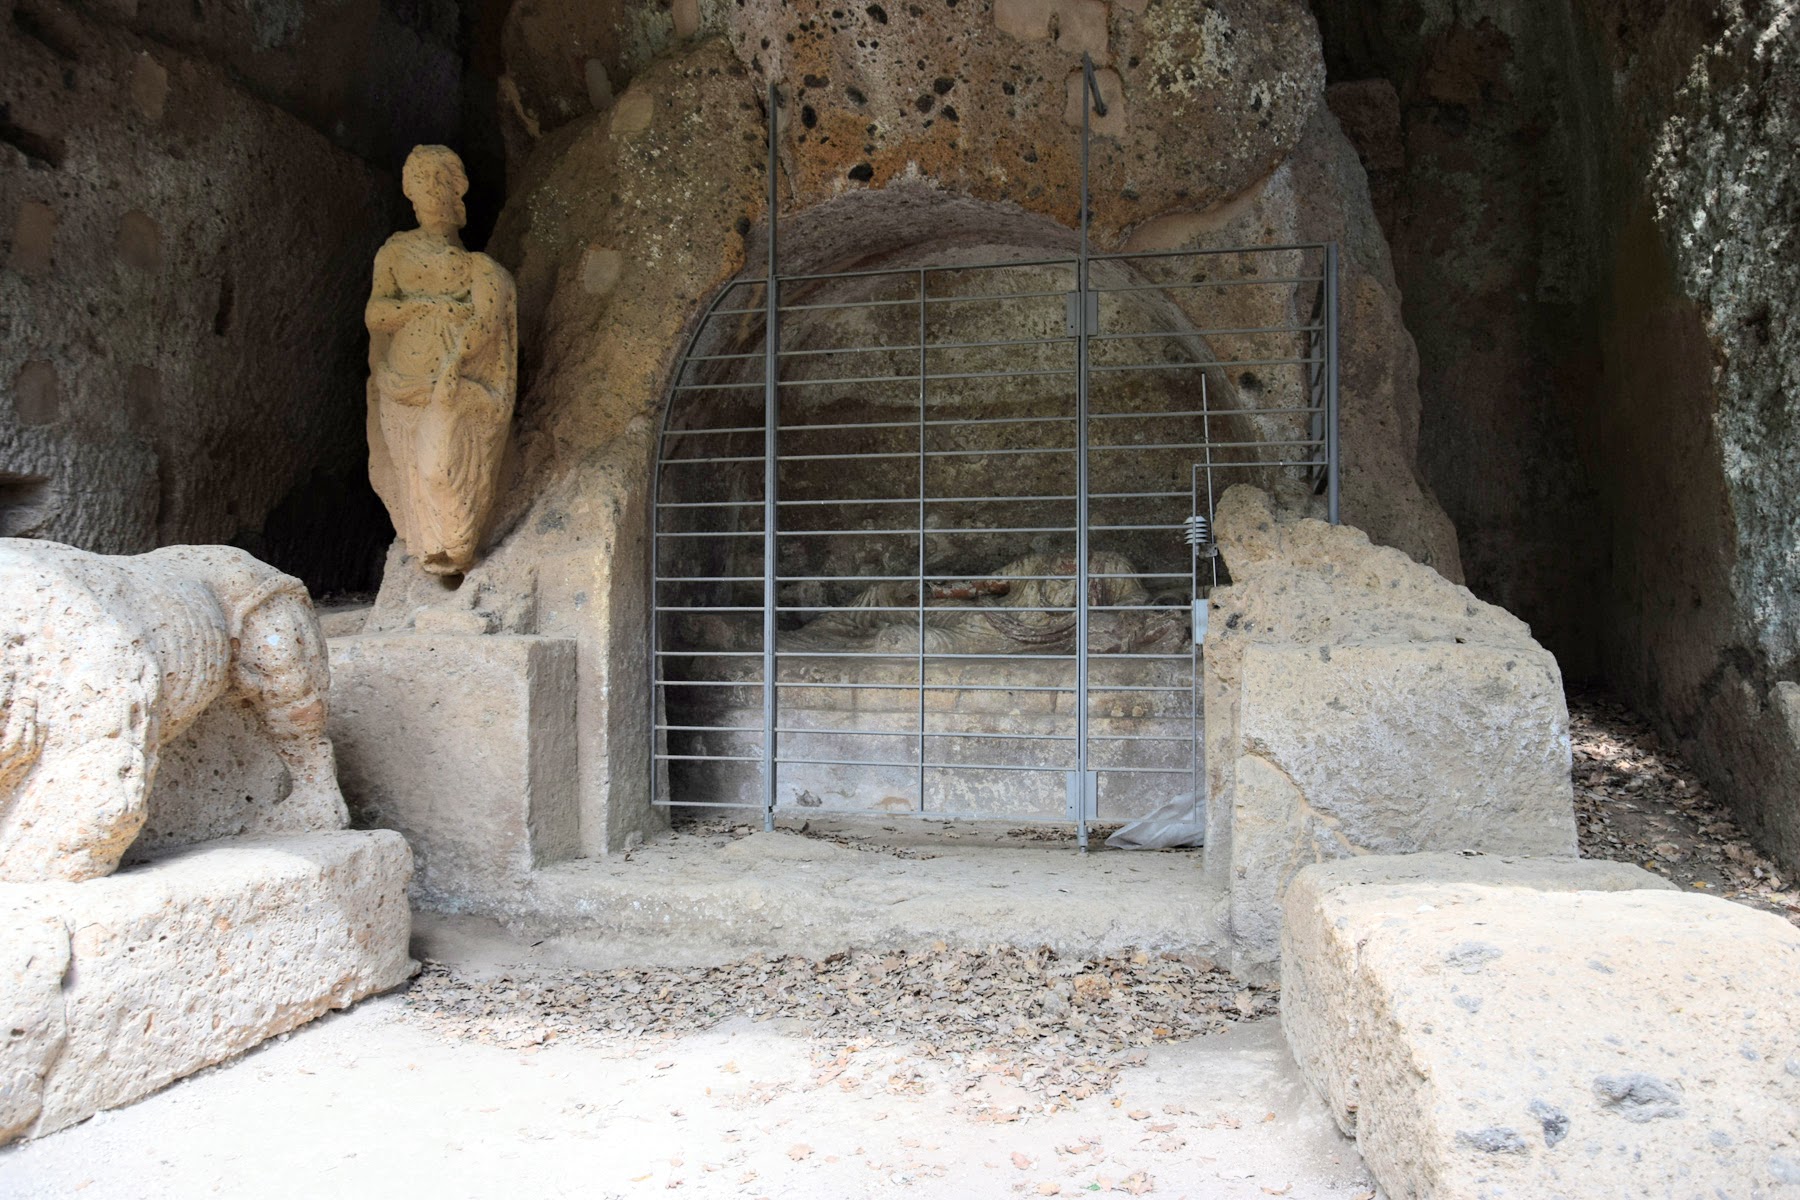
366,229 -> 517,575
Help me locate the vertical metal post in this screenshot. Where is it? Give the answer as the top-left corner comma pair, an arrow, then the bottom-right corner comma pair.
761,80 -> 781,832
1190,465 -> 1201,820
917,267 -> 928,815
1192,374 -> 1219,823
1074,55 -> 1107,852
649,412 -> 664,810
1324,242 -> 1341,525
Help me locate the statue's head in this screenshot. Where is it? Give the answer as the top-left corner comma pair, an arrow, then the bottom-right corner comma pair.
403,145 -> 468,235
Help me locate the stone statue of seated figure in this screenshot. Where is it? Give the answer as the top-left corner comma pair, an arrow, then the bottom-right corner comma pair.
0,541 -> 346,883
781,550 -> 1190,656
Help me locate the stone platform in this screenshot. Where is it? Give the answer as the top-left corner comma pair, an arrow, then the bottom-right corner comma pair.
1281,854 -> 1800,1200
410,821 -> 1226,971
0,830 -> 414,1142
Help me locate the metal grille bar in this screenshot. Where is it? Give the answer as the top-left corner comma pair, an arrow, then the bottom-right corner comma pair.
648,56 -> 1341,843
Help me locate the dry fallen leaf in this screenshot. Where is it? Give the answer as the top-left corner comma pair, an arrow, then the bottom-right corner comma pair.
1011,1152 -> 1033,1170
787,1144 -> 812,1161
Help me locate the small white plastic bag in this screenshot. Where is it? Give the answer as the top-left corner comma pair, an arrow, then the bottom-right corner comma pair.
1104,793 -> 1205,850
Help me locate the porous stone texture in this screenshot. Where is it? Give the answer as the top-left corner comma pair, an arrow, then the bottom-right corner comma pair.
1311,3 -> 1800,873
0,829 -> 414,1144
728,0 -> 1322,244
0,0 -> 399,591
133,698 -> 307,857
1281,854 -> 1800,1200
498,0 -> 1325,222
1121,103 -> 1462,578
0,540 -> 347,883
1203,487 -> 1574,977
0,894 -> 66,1143
380,16 -> 1461,852
327,634 -> 579,909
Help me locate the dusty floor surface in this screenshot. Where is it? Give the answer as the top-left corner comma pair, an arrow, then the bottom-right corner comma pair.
0,998 -> 1372,1199
2,692 -> 1788,1198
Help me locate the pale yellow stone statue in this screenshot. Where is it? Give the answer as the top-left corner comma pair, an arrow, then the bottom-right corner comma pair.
365,145 -> 517,576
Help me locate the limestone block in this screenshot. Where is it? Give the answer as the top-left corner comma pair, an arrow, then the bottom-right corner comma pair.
1202,488 -> 1576,976
1281,856 -> 1800,1200
328,635 -> 579,908
0,830 -> 413,1142
0,897 -> 68,1143
1223,640 -> 1574,970
0,540 -> 348,883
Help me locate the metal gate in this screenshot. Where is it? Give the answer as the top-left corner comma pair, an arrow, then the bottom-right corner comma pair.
651,59 -> 1339,847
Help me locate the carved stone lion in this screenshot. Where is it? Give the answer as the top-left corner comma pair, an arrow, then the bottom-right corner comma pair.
0,540 -> 346,883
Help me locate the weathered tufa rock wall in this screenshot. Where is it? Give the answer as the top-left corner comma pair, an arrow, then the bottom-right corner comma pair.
0,0 -> 497,594
0,0 -> 398,590
1643,5 -> 1800,869
387,2 -> 1465,851
1124,103 -> 1462,578
1312,0 -> 1800,871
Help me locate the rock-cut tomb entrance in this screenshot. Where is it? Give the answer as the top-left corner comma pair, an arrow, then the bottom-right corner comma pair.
650,186 -> 1340,847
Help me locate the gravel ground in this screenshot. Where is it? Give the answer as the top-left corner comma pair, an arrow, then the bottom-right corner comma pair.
1570,692 -> 1799,925
400,946 -> 1278,1117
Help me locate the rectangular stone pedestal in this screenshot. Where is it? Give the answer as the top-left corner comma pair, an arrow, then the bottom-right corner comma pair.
328,634 -> 579,909
0,830 -> 414,1143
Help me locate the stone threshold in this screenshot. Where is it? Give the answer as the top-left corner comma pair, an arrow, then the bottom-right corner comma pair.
412,825 -> 1225,973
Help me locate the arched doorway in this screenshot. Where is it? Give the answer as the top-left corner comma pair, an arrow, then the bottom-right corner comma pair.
651,80 -> 1338,847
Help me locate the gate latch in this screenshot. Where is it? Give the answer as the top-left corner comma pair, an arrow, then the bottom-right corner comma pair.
1064,291 -> 1100,337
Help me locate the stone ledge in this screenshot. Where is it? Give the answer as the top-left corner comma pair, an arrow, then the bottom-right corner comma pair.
1282,854 -> 1800,1200
0,830 -> 414,1143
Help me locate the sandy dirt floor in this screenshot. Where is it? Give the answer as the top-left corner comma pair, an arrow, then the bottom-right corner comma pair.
0,998 -> 1374,1199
